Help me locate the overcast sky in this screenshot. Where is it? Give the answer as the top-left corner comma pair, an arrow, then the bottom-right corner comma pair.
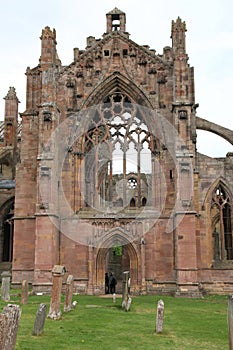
0,0 -> 232,157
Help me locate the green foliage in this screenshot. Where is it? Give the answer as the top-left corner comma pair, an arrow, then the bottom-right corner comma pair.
0,294 -> 228,350
113,244 -> 123,256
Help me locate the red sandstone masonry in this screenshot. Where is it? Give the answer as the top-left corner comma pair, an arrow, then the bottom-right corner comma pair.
1,8 -> 231,296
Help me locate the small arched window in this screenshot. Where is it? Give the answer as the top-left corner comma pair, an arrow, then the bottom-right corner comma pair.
142,197 -> 147,206
130,198 -> 136,207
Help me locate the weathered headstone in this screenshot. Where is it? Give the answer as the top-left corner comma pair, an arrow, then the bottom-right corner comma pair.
122,271 -> 131,311
21,280 -> 28,305
72,300 -> 77,309
125,297 -> 132,312
1,271 -> 11,302
33,303 -> 47,336
122,271 -> 129,308
0,313 -> 8,349
228,294 -> 233,350
112,293 -> 116,303
48,265 -> 66,320
156,299 -> 164,333
64,275 -> 74,312
0,304 -> 21,350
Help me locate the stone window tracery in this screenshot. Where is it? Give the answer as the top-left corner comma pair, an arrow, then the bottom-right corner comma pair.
83,93 -> 153,209
211,184 -> 233,260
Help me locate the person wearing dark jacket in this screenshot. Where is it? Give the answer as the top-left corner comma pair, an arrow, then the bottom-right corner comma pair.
109,273 -> 117,294
105,272 -> 109,294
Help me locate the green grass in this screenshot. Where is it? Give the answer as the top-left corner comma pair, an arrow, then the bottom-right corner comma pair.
0,293 -> 229,349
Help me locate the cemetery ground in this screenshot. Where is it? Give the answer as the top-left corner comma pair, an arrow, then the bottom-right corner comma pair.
0,292 -> 229,349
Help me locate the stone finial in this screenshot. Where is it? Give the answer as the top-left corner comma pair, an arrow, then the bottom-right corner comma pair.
40,26 -> 56,42
171,17 -> 187,54
40,26 -> 59,68
4,87 -> 19,101
171,17 -> 187,33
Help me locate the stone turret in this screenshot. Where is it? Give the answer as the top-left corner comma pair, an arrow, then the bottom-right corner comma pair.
170,17 -> 196,150
4,87 -> 19,147
40,26 -> 60,68
171,17 -> 187,55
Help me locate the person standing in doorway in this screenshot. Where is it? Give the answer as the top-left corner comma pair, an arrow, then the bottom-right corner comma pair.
105,272 -> 109,294
109,273 -> 117,294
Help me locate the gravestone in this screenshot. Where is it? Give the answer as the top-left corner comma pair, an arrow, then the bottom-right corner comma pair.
0,313 -> 8,349
64,275 -> 74,312
33,303 -> 47,336
228,294 -> 233,350
48,265 -> 66,320
0,304 -> 21,350
122,271 -> 131,311
156,299 -> 164,333
1,271 -> 11,302
125,297 -> 132,312
72,300 -> 77,309
21,280 -> 28,305
112,293 -> 116,303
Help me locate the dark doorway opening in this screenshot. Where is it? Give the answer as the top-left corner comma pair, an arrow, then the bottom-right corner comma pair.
2,202 -> 14,262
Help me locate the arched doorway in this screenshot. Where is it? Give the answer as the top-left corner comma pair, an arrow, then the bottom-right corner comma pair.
105,245 -> 130,293
96,238 -> 139,294
0,199 -> 14,265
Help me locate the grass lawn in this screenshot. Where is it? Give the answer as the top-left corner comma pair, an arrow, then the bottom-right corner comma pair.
0,293 -> 229,350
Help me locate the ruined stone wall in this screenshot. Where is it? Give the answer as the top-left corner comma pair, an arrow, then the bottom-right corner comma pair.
8,9 -> 233,295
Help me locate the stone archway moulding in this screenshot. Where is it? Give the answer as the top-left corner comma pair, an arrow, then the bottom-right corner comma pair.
82,71 -> 153,109
95,231 -> 140,294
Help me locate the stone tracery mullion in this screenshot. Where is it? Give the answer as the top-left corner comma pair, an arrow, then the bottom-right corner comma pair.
83,91 -> 153,208
211,184 -> 233,260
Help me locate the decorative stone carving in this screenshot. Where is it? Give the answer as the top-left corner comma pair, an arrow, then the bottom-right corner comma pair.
40,166 -> 50,177
178,110 -> 188,119
43,111 -> 52,122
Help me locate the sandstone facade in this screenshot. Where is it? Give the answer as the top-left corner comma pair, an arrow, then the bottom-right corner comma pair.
0,8 -> 233,296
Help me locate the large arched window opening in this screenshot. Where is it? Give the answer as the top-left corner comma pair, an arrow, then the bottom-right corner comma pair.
83,93 -> 155,209
211,183 -> 233,260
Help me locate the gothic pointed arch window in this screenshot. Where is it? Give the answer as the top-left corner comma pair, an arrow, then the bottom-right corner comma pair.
83,93 -> 155,210
211,183 -> 233,260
